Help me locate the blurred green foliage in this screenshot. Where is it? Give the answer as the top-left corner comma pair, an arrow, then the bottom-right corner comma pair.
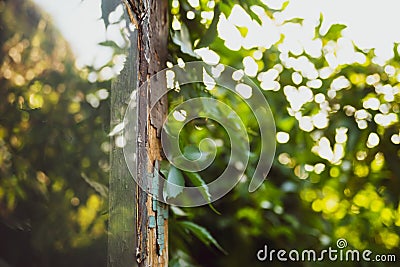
0,0 -> 110,266
1,0 -> 400,266
166,0 -> 400,266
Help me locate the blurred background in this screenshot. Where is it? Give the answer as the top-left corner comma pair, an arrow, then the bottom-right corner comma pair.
0,0 -> 399,266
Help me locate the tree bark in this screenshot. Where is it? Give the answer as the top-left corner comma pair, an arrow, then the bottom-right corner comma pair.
109,1 -> 169,266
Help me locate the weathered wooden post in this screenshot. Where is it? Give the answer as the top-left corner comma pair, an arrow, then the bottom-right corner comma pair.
109,1 -> 169,266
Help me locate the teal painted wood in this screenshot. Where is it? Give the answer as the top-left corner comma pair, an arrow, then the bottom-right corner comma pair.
152,160 -> 168,255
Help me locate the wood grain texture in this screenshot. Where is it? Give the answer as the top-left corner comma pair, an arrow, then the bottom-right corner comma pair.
108,14 -> 139,267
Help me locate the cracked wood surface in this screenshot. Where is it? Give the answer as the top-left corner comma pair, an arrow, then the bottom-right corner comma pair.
109,0 -> 168,266
127,1 -> 168,266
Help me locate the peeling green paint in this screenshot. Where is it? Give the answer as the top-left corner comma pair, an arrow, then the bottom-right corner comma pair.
151,160 -> 168,255
149,216 -> 156,228
162,207 -> 169,219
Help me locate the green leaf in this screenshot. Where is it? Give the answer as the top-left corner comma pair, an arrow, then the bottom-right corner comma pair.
183,145 -> 201,161
220,1 -> 234,18
159,160 -> 170,178
163,165 -> 185,199
171,23 -> 199,58
184,171 -> 210,200
314,12 -> 324,39
99,40 -> 120,48
284,18 -> 304,25
393,43 -> 400,61
171,206 -> 188,217
179,221 -> 227,254
281,1 -> 290,10
323,24 -> 347,41
169,250 -> 197,267
277,116 -> 295,132
99,40 -> 124,53
259,0 -> 289,12
236,26 -> 248,37
81,172 -> 108,198
196,4 -> 221,48
238,0 -> 262,24
184,171 -> 221,214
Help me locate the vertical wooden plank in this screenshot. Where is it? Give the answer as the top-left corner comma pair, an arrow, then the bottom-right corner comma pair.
108,15 -> 139,267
